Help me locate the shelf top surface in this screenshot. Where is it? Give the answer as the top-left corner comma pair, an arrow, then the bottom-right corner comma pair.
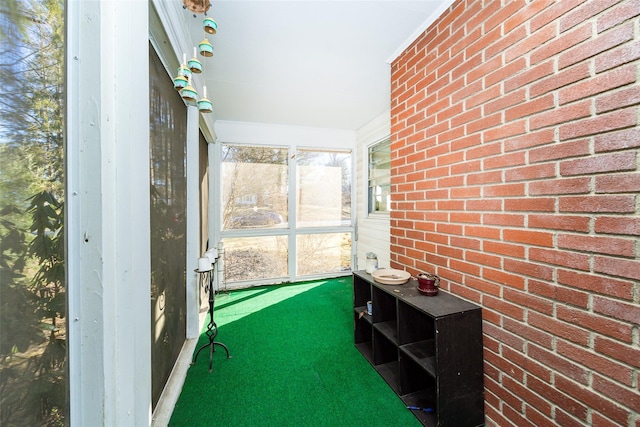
354,270 -> 481,318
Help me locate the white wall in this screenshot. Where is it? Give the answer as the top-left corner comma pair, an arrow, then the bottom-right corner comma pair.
355,111 -> 391,270
215,120 -> 356,148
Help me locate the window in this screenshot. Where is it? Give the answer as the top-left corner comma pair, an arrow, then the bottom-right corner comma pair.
221,145 -> 289,283
220,144 -> 353,285
368,139 -> 391,214
295,149 -> 352,275
221,145 -> 289,231
296,149 -> 351,228
296,232 -> 352,275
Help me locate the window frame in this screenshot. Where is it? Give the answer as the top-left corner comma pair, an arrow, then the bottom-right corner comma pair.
367,138 -> 391,217
218,142 -> 355,287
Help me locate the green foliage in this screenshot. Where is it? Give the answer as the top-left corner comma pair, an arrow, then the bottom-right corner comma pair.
0,192 -> 65,426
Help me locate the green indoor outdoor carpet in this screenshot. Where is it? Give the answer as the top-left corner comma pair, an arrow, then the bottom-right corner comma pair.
168,276 -> 422,427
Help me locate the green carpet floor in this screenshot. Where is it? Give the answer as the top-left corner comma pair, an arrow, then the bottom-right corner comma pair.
169,276 -> 422,426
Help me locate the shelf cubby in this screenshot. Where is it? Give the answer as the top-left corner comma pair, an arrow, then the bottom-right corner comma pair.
373,327 -> 397,366
399,340 -> 436,378
355,341 -> 373,364
373,320 -> 398,344
376,360 -> 400,394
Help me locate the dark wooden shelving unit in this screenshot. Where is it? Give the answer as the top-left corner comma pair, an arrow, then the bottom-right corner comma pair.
353,270 -> 484,427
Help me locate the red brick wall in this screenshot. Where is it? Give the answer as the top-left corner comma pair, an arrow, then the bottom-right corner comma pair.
390,0 -> 640,425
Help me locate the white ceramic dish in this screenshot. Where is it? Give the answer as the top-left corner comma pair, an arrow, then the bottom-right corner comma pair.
371,268 -> 411,285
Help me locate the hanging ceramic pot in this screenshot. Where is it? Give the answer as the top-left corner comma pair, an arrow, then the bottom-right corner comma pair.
199,38 -> 214,57
198,86 -> 213,113
178,64 -> 191,79
173,74 -> 188,91
203,17 -> 217,34
198,97 -> 213,113
181,76 -> 198,104
188,47 -> 202,73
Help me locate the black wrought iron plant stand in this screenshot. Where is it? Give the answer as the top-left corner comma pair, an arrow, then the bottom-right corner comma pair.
192,268 -> 230,372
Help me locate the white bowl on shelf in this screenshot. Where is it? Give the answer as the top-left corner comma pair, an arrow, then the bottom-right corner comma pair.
371,268 -> 411,285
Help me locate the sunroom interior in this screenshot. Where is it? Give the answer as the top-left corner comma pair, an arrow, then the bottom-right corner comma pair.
146,1 -> 443,422
1,0 -> 639,426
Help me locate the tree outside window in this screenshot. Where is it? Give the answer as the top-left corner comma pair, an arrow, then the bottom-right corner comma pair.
0,0 -> 67,425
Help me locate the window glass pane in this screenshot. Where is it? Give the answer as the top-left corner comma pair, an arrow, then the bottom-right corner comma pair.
296,149 -> 351,228
0,0 -> 67,424
368,140 -> 391,214
221,145 -> 288,230
224,236 -> 288,283
149,45 -> 187,409
296,233 -> 352,276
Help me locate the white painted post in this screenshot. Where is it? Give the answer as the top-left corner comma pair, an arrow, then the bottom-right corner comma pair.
67,0 -> 152,425
208,140 -> 220,290
186,106 -> 200,339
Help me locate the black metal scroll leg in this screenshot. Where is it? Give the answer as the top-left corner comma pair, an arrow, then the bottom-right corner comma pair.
192,269 -> 231,372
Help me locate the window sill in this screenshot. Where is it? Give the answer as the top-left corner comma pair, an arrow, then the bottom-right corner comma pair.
367,212 -> 390,220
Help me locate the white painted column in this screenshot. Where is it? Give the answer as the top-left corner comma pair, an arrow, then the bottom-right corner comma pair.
208,140 -> 221,290
67,0 -> 151,425
185,106 -> 200,339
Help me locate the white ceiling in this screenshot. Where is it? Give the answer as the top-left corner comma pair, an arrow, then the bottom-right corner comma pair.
182,1 -> 451,131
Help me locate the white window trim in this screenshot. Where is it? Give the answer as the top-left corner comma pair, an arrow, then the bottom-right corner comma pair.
367,137 -> 391,218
